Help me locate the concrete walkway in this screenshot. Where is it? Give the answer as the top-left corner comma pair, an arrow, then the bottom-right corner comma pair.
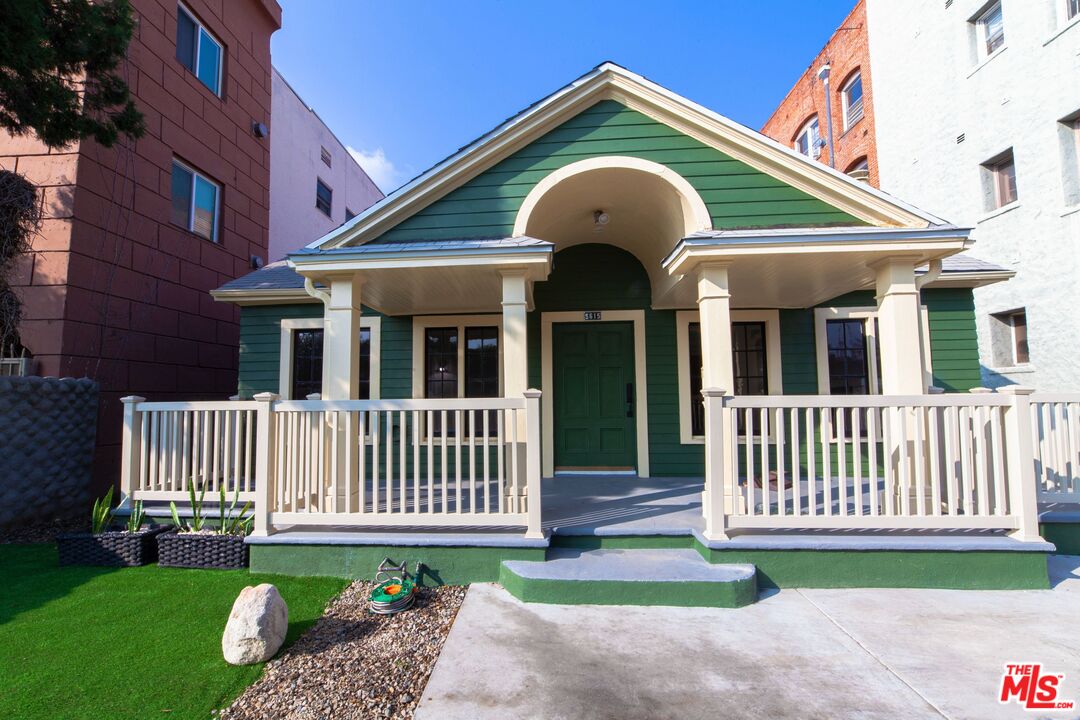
416,556 -> 1080,720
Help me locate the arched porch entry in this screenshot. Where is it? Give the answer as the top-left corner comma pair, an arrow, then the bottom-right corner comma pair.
516,156 -> 712,477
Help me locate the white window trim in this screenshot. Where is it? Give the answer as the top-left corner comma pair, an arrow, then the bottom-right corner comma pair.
172,158 -> 221,243
410,315 -> 504,399
813,306 -> 933,395
178,2 -> 224,97
675,309 -> 783,445
840,72 -> 864,131
278,316 -> 381,400
795,117 -> 821,159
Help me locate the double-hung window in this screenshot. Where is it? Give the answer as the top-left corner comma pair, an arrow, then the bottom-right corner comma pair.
795,117 -> 821,159
171,159 -> 220,242
281,321 -> 377,400
176,4 -> 223,95
316,179 -> 333,217
841,71 -> 864,130
415,317 -> 501,437
977,2 -> 1005,57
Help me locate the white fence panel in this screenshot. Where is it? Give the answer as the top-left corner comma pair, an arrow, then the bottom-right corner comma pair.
1031,394 -> 1080,502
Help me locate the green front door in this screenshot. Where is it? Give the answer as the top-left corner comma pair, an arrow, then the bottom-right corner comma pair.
552,322 -> 637,471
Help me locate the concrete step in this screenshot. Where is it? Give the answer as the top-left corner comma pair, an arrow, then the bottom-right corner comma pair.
499,548 -> 757,608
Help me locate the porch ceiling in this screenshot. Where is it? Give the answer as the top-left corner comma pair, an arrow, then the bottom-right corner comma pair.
661,226 -> 974,308
287,237 -> 553,316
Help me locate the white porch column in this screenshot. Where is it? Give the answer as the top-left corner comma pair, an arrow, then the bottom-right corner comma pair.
501,270 -> 530,503
697,262 -> 734,391
321,275 -> 363,400
500,270 -> 529,401
873,258 -> 924,395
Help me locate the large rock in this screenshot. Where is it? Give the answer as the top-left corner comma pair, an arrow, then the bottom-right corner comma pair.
222,584 -> 289,665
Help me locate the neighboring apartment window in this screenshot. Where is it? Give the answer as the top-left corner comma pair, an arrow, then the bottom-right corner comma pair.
320,147 -> 332,168
345,208 -> 357,222
315,179 -> 333,216
290,328 -> 372,400
841,71 -> 864,129
795,117 -> 821,158
171,159 -> 220,242
1010,310 -> 1030,364
826,319 -> 870,395
1069,0 -> 1080,21
984,150 -> 1018,208
686,321 -> 768,437
176,4 -> 223,95
977,2 -> 1005,57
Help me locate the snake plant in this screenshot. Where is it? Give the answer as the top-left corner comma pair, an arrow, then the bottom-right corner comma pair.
90,487 -> 115,534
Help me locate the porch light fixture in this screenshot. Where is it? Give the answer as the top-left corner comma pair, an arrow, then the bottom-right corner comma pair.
593,210 -> 610,231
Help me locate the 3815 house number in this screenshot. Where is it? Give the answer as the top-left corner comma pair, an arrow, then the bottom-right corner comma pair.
583,311 -> 602,320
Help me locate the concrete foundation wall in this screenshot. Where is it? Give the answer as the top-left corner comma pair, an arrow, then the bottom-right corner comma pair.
0,376 -> 98,528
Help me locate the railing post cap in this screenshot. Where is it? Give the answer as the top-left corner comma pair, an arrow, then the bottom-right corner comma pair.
120,395 -> 145,404
968,387 -> 994,394
701,388 -> 728,398
997,385 -> 1036,396
253,392 -> 281,402
523,389 -> 542,399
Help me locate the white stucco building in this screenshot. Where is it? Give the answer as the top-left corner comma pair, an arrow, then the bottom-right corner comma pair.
269,67 -> 383,261
866,0 -> 1080,390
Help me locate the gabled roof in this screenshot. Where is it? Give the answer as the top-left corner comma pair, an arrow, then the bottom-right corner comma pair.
304,62 -> 947,254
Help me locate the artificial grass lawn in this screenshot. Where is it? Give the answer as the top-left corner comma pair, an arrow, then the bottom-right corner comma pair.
0,544 -> 349,720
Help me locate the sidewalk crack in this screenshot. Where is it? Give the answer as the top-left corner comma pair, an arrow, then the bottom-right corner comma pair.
796,589 -> 952,720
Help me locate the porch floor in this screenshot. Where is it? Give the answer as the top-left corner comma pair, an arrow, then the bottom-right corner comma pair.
544,475 -> 704,537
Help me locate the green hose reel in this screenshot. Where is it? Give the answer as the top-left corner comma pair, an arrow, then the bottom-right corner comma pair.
369,558 -> 419,614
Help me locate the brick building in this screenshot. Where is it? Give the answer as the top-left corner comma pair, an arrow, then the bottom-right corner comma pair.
761,0 -> 879,186
0,0 -> 282,490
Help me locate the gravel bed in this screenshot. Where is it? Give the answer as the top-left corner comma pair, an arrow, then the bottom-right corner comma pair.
0,517 -> 84,544
219,581 -> 468,720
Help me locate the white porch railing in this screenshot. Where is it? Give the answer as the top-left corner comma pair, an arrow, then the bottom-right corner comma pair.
119,392 -> 544,538
1031,393 -> 1080,502
701,388 -> 1042,541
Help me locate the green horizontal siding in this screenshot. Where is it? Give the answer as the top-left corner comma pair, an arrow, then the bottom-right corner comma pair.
372,100 -> 861,243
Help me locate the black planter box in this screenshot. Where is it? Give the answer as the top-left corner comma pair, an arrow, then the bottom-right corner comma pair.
157,531 -> 248,569
57,525 -> 170,567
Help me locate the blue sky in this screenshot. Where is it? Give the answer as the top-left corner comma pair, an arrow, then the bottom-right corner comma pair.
272,0 -> 856,193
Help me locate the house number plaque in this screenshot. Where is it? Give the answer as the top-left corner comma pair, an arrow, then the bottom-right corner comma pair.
583,311 -> 602,321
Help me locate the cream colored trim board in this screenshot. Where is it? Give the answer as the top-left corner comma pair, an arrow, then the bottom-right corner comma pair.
312,64 -> 938,252
675,309 -> 783,445
278,316 -> 381,400
410,315 -> 505,399
212,289 -> 320,306
813,306 -> 932,395
540,310 -> 650,478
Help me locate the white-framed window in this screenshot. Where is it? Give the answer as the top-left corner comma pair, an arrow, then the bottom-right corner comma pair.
412,315 -> 503,438
170,158 -> 220,242
176,3 -> 223,96
976,2 -> 1005,58
675,310 -> 783,444
841,71 -> 864,130
813,306 -> 933,395
795,116 -> 822,158
1067,0 -> 1079,22
982,149 -> 1018,209
278,316 -> 381,400
316,178 -> 333,217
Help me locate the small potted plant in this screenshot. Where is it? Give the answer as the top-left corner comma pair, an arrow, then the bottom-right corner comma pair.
57,489 -> 167,566
156,481 -> 252,569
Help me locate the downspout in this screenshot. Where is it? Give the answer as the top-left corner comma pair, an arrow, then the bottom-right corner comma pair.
303,276 -> 330,305
914,259 -> 943,392
817,64 -> 836,168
